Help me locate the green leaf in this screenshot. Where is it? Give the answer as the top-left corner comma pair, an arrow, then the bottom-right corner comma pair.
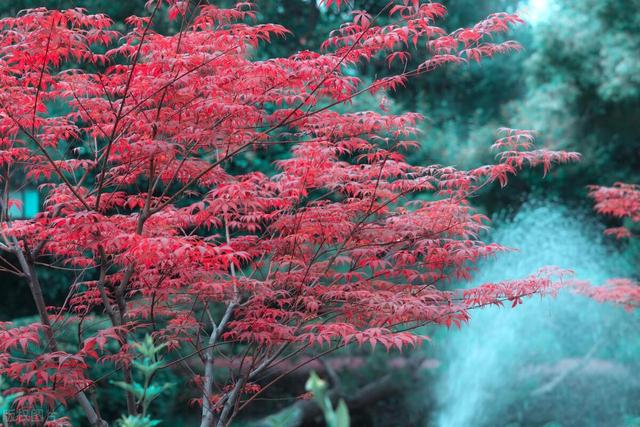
110,380 -> 146,399
334,399 -> 350,427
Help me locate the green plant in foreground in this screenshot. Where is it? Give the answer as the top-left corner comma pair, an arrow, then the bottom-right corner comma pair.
305,371 -> 350,427
113,335 -> 173,427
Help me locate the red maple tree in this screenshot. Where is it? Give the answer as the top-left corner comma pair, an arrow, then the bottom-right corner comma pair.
0,1 -> 579,426
575,183 -> 640,310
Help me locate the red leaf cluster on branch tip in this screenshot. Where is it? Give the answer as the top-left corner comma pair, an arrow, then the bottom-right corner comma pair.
575,183 -> 639,308
575,279 -> 640,311
589,183 -> 640,239
0,1 -> 578,424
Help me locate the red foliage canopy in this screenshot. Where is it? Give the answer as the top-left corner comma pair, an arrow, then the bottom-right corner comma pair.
0,1 -> 578,425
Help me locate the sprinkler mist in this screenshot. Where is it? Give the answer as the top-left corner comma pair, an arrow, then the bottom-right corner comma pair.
434,201 -> 640,427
